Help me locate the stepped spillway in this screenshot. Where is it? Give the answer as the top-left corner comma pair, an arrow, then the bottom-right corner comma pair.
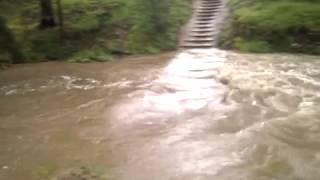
180,0 -> 225,48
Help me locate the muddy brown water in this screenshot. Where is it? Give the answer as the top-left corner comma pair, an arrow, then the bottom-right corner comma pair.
1,49 -> 320,180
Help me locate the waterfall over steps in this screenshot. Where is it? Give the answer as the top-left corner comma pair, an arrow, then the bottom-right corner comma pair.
180,0 -> 226,48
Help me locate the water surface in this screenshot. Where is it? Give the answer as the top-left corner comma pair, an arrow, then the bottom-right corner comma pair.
0,49 -> 320,180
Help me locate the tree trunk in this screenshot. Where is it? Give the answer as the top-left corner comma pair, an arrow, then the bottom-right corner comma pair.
56,0 -> 64,39
0,17 -> 25,64
39,0 -> 56,29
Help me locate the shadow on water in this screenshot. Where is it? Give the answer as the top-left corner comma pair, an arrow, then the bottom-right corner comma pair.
0,49 -> 320,180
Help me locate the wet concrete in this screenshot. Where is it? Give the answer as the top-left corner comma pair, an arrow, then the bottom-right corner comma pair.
0,49 -> 320,180
180,0 -> 227,48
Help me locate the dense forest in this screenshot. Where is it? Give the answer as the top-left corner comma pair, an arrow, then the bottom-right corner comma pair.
0,0 -> 191,63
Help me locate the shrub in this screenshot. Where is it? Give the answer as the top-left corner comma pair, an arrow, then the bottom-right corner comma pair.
221,0 -> 320,54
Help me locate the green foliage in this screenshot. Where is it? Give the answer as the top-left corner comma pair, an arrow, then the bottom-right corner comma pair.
63,0 -> 114,32
68,50 -> 113,63
0,16 -> 25,63
126,0 -> 170,53
56,166 -> 112,180
234,37 -> 271,53
0,0 -> 192,62
127,0 -> 192,53
220,0 -> 320,54
23,29 -> 79,60
32,164 -> 57,180
234,1 -> 320,31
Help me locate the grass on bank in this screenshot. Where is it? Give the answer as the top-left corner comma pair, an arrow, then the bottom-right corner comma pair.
0,0 -> 192,63
219,0 -> 320,54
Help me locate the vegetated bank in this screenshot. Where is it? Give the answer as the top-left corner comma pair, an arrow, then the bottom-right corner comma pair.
0,0 -> 191,64
219,0 -> 320,54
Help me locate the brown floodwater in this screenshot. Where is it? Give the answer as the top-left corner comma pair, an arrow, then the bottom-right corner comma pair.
0,49 -> 320,180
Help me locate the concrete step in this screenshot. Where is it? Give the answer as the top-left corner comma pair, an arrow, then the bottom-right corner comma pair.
193,21 -> 216,26
200,2 -> 221,6
200,3 -> 221,6
196,13 -> 215,17
180,43 -> 214,48
195,16 -> 215,21
201,0 -> 220,3
197,9 -> 217,13
185,36 -> 215,40
198,5 -> 221,10
196,12 -> 216,16
192,24 -> 214,28
184,38 -> 215,42
196,9 -> 219,13
192,25 -> 215,29
190,31 -> 215,35
180,0 -> 222,48
202,0 -> 219,1
199,3 -> 220,6
195,18 -> 215,21
189,32 -> 218,37
199,4 -> 221,8
192,27 -> 214,31
194,21 -> 213,25
201,0 -> 221,4
197,6 -> 219,10
184,40 -> 215,44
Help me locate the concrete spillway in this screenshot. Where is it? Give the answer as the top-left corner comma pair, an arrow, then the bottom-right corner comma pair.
180,0 -> 225,48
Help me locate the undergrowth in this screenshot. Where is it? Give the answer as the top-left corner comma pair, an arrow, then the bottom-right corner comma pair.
0,0 -> 192,62
219,0 -> 320,54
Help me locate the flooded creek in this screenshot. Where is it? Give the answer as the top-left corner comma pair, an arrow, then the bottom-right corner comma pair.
0,49 -> 320,180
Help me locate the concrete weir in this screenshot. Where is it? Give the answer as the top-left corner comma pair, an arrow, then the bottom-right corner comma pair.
180,0 -> 226,48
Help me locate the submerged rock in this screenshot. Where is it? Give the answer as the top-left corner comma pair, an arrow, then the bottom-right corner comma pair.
54,166 -> 109,180
219,76 -> 230,85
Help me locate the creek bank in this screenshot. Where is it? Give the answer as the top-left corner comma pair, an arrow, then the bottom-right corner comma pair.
218,0 -> 320,54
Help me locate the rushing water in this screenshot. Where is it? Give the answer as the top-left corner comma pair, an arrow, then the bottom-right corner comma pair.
0,49 -> 320,180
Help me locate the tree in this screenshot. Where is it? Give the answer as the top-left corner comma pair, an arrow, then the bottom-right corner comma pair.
128,0 -> 172,52
0,17 -> 25,64
56,0 -> 64,34
39,0 -> 56,29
